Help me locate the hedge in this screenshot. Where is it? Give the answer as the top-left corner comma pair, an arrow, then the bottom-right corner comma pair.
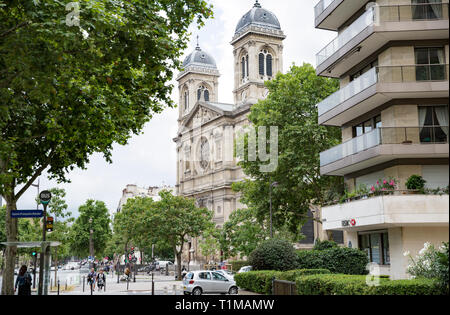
296,247 -> 369,275
235,269 -> 331,295
249,239 -> 298,271
295,274 -> 443,295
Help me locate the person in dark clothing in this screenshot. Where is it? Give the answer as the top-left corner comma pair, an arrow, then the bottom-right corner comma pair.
96,269 -> 106,291
15,265 -> 32,296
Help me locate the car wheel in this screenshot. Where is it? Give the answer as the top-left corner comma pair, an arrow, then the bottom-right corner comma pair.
192,287 -> 203,296
228,286 -> 238,295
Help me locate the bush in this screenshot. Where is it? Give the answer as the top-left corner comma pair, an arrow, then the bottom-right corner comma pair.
235,269 -> 331,294
297,247 -> 369,275
313,239 -> 338,251
405,175 -> 426,191
296,274 -> 443,295
234,271 -> 282,295
249,239 -> 298,271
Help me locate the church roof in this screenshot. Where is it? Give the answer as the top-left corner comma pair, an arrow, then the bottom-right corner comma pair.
235,1 -> 281,35
182,42 -> 217,69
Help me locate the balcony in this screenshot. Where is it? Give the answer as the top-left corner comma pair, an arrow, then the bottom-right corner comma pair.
318,64 -> 449,126
316,3 -> 449,78
322,194 -> 449,232
320,126 -> 449,176
314,0 -> 366,31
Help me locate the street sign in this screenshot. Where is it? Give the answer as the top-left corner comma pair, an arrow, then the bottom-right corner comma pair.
11,210 -> 44,218
39,190 -> 52,205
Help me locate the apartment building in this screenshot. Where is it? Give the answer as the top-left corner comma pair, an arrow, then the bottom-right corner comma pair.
314,0 -> 449,279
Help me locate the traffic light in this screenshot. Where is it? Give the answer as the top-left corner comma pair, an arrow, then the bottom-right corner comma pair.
130,247 -> 135,255
46,217 -> 54,232
32,251 -> 37,257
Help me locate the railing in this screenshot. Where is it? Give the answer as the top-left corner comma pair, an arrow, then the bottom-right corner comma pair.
316,3 -> 448,67
318,67 -> 377,116
314,0 -> 335,18
318,64 -> 449,116
320,126 -> 449,167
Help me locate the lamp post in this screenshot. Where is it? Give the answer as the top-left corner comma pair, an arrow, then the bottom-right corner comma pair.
89,217 -> 94,269
269,182 -> 279,239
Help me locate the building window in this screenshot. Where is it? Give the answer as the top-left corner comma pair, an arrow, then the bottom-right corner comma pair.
241,54 -> 249,80
259,50 -> 273,78
350,60 -> 378,82
415,47 -> 446,81
359,231 -> 390,265
197,85 -> 210,102
412,0 -> 443,20
353,115 -> 381,138
184,91 -> 189,111
419,105 -> 449,143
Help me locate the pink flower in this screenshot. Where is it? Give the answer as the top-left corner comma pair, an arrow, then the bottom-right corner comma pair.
371,186 -> 376,192
383,180 -> 387,185
390,180 -> 395,186
376,181 -> 379,185
382,188 -> 386,191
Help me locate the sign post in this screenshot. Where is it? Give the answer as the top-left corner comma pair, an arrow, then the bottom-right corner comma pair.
37,190 -> 51,296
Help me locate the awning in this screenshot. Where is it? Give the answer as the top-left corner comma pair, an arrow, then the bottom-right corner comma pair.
0,241 -> 61,248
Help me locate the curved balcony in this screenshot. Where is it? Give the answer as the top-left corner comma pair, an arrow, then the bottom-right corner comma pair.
318,64 -> 449,126
316,3 -> 449,77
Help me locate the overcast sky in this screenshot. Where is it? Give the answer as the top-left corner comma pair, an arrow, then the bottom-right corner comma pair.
8,0 -> 336,218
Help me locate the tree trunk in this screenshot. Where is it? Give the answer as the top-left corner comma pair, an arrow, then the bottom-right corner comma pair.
54,247 -> 58,287
174,246 -> 182,280
1,196 -> 17,295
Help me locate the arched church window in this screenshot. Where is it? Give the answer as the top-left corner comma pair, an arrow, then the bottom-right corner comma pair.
204,89 -> 210,102
197,88 -> 202,101
259,53 -> 265,76
266,54 -> 273,77
184,91 -> 189,111
241,57 -> 245,79
197,85 -> 209,102
246,55 -> 249,78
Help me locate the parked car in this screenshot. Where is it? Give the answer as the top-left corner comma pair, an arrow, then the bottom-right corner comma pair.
237,266 -> 252,273
214,269 -> 234,281
183,270 -> 239,295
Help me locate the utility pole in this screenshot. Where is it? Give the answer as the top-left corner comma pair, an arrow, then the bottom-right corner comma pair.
269,182 -> 279,239
38,190 -> 51,295
89,217 -> 94,269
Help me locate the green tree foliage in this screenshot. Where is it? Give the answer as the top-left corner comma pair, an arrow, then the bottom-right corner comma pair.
235,64 -> 343,234
141,191 -> 214,279
68,200 -> 111,258
0,0 -> 212,294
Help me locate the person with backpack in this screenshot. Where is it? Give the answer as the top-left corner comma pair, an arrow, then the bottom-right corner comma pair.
96,269 -> 106,291
87,268 -> 97,292
14,265 -> 32,296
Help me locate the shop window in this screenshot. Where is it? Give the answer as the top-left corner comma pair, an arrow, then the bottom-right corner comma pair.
358,231 -> 390,265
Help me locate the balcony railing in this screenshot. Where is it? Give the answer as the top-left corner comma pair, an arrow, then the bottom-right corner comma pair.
317,64 -> 449,117
316,3 -> 448,67
320,126 -> 449,167
314,0 -> 335,18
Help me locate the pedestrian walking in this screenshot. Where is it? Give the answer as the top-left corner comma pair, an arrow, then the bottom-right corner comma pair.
14,265 -> 32,296
87,268 -> 97,292
96,269 -> 106,292
124,266 -> 131,281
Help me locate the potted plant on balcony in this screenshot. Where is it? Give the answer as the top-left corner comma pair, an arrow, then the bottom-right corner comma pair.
405,175 -> 426,194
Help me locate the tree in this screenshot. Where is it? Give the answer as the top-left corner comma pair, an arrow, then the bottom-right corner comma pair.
142,191 -> 214,279
199,227 -> 221,263
68,200 -> 111,258
235,64 -> 343,235
0,0 -> 212,294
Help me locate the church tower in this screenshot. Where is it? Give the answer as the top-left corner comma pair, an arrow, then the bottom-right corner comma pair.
231,0 -> 286,105
176,38 -> 220,124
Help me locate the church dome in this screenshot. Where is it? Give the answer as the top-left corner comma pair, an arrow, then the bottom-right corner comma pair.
235,1 -> 281,35
182,44 -> 217,69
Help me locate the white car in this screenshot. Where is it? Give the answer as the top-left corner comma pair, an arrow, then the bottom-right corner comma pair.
183,271 -> 239,295
214,269 -> 234,281
237,266 -> 252,273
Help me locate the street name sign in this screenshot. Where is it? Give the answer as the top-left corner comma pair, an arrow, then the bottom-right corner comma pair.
11,210 -> 44,218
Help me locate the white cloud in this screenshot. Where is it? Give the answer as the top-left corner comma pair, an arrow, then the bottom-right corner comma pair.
13,0 -> 336,217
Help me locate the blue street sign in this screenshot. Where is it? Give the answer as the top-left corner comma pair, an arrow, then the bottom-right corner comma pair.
11,210 -> 44,218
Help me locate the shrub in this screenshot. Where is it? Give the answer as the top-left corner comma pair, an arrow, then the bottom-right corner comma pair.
296,274 -> 443,295
313,239 -> 338,251
405,175 -> 426,191
406,242 -> 449,294
297,247 -> 369,275
235,269 -> 331,294
249,239 -> 298,271
234,271 -> 282,295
